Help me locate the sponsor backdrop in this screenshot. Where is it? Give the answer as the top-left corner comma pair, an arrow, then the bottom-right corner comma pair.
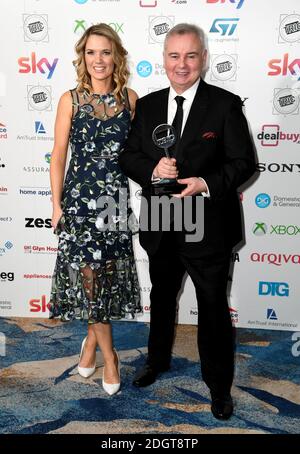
0,0 -> 299,331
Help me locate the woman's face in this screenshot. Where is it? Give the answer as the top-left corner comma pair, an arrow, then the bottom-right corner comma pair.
84,34 -> 115,86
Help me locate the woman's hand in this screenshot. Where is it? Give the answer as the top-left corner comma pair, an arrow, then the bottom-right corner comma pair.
51,206 -> 63,230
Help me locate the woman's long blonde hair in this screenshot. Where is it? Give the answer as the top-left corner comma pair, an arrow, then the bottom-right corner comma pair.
73,23 -> 129,102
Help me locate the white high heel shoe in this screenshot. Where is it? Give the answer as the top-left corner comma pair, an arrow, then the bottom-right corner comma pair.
78,337 -> 96,378
102,349 -> 120,396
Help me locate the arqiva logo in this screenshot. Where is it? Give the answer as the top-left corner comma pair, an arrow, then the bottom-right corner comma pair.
18,53 -> 58,79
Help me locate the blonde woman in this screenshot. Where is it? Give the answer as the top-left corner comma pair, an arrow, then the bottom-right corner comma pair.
49,24 -> 141,395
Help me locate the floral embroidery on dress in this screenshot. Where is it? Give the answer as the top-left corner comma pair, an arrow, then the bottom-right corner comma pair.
49,89 -> 141,324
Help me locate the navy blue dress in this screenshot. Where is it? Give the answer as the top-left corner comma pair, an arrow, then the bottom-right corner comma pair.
49,89 -> 141,324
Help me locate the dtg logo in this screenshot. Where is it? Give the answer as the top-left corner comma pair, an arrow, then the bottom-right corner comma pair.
207,0 -> 244,9
258,281 -> 289,297
268,54 -> 300,80
209,18 -> 239,36
137,61 -> 152,77
74,0 -> 88,4
18,53 -> 58,79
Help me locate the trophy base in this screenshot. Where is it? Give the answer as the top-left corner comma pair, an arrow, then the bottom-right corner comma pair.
151,179 -> 186,196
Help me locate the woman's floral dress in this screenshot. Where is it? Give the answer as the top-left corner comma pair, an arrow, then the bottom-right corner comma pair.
49,89 -> 141,324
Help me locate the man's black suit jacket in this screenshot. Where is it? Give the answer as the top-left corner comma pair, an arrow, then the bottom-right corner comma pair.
119,79 -> 256,256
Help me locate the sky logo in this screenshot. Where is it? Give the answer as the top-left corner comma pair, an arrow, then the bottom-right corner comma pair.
209,18 -> 239,36
137,60 -> 152,77
207,0 -> 245,8
267,309 -> 278,320
268,54 -> 300,81
255,193 -> 271,208
35,121 -> 46,134
18,53 -> 58,79
259,281 -> 289,297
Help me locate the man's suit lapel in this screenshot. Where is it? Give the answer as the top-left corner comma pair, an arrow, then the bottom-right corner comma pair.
176,79 -> 209,164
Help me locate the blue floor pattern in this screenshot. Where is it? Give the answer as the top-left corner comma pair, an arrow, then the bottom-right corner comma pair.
0,317 -> 299,434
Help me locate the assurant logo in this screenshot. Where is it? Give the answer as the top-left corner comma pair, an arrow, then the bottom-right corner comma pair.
22,14 -> 49,42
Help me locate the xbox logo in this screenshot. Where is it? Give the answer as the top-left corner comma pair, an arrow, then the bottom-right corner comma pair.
253,222 -> 267,236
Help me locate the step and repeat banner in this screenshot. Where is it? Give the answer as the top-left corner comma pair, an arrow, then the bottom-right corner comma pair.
0,0 -> 299,330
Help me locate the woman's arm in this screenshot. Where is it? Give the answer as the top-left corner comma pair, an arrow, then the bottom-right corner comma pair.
50,91 -> 72,228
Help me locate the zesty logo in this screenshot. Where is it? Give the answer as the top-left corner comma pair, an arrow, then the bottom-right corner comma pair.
209,18 -> 239,36
250,252 -> 300,266
257,125 -> 300,146
29,295 -> 51,312
268,54 -> 300,80
25,218 -> 52,228
258,281 -> 289,297
18,53 -> 58,79
207,0 -> 244,8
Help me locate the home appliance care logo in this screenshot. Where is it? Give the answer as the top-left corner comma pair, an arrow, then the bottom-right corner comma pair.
22,14 -> 49,42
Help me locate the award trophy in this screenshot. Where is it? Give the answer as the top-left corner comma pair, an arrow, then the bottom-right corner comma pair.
151,124 -> 186,196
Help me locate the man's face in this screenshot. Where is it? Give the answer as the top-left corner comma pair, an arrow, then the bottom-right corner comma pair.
164,32 -> 207,94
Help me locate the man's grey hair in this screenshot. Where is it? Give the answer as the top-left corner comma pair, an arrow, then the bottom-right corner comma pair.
164,23 -> 206,51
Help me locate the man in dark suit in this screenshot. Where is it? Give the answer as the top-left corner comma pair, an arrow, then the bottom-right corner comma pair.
119,23 -> 255,420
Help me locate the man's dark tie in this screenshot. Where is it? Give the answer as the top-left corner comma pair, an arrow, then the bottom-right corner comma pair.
171,95 -> 185,158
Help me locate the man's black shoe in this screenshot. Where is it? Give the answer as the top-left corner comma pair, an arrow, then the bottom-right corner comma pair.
211,394 -> 233,420
132,364 -> 169,388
